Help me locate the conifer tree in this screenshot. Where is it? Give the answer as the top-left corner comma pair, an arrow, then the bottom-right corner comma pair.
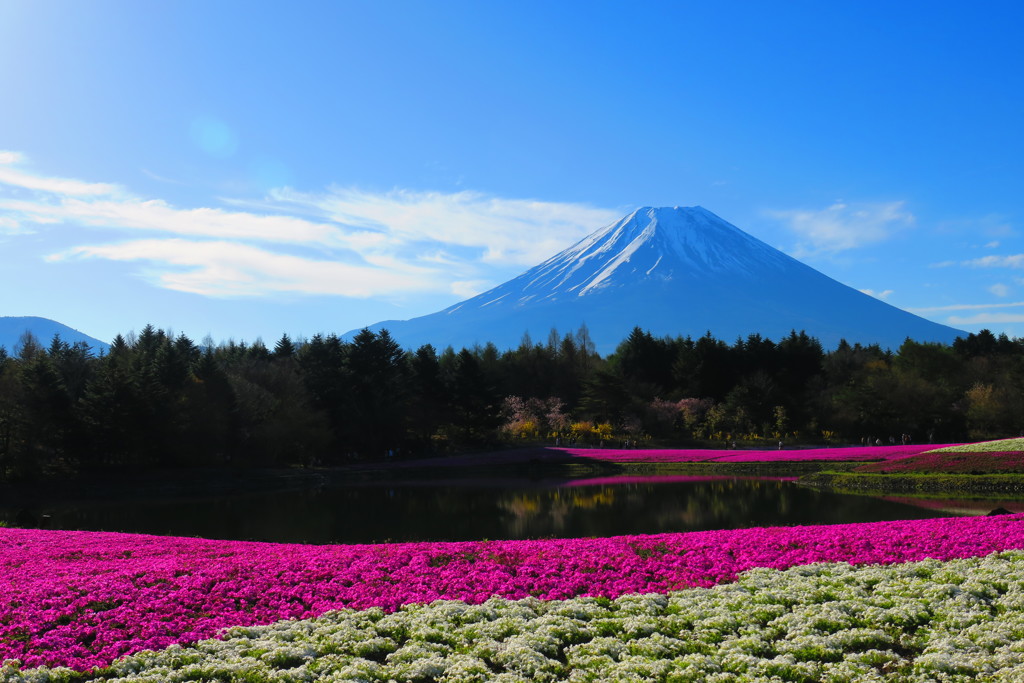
273,333 -> 296,359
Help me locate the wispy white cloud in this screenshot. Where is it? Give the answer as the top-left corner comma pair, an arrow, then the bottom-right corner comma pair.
990,283 -> 1011,297
937,214 -> 1016,239
766,200 -> 915,256
859,288 -> 894,300
268,187 -> 621,266
963,254 -> 1024,269
947,312 -> 1024,325
0,166 -> 122,197
0,152 -> 121,196
141,168 -> 188,186
0,216 -> 24,234
47,239 -> 437,298
986,241 -> 1001,248
1,197 -> 360,246
909,301 -> 1024,313
2,151 -> 622,300
450,280 -> 493,298
415,249 -> 466,266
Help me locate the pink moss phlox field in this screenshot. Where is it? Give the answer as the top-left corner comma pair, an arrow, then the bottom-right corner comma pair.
706,445 -> 952,463
856,450 -> 1024,474
554,448 -> 725,462
554,444 -> 951,464
5,515 -> 1024,671
563,475 -> 797,487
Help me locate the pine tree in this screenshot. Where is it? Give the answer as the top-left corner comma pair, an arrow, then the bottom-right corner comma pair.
273,334 -> 296,359
345,329 -> 409,457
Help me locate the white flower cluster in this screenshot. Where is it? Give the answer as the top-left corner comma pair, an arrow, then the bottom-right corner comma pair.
7,551 -> 1024,682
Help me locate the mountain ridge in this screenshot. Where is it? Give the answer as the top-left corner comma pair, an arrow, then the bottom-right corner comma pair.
349,206 -> 965,354
0,316 -> 110,355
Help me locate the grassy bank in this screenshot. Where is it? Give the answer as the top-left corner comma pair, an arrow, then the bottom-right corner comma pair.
798,438 -> 1024,496
801,471 -> 1024,495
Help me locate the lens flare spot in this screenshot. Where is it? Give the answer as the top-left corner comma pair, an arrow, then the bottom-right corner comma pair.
189,116 -> 239,158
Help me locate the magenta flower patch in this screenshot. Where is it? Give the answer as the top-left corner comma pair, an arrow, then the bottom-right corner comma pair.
553,448 -> 726,462
3,514 -> 1024,670
856,450 -> 1024,474
562,474 -> 797,486
553,444 -> 951,463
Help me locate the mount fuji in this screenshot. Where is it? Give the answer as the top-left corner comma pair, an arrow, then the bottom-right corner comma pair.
351,206 -> 964,355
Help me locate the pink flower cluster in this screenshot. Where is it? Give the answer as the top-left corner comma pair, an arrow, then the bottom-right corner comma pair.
856,450 -> 1024,474
563,474 -> 797,487
553,444 -> 949,463
554,448 -> 724,462
4,514 -> 1024,671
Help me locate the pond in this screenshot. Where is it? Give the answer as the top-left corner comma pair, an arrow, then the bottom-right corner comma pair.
4,473 -> 1000,544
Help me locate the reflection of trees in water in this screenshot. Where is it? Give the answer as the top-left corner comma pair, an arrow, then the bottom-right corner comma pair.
489,479 -> 943,538
16,478 -> 949,544
495,480 -> 800,537
498,489 -> 618,537
32,489 -> 340,544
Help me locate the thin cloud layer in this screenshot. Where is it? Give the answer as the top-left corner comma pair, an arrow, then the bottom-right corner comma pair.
859,288 -> 894,300
0,151 -> 120,196
908,300 -> 1024,330
768,201 -> 915,256
0,216 -> 23,234
990,283 -> 1011,297
948,313 -> 1024,325
2,197 -> 356,246
450,279 -> 494,298
269,187 -> 621,266
0,152 -> 621,299
964,254 -> 1024,269
47,239 -> 435,297
909,301 -> 1024,314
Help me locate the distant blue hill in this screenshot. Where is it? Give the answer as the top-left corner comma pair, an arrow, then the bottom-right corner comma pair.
0,316 -> 110,356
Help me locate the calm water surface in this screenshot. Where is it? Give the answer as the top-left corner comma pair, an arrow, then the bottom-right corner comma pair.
8,475 -> 971,544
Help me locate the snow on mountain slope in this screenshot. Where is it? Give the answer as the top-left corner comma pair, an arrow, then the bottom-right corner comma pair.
513,206 -> 791,299
449,207 -> 797,310
350,206 -> 965,354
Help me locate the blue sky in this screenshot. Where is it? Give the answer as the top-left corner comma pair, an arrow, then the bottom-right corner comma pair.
1,1 -> 1023,347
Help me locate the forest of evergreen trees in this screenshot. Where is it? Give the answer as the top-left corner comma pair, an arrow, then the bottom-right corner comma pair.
0,323 -> 1022,481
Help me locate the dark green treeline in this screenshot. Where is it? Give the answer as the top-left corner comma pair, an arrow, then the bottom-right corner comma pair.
0,324 -> 1021,480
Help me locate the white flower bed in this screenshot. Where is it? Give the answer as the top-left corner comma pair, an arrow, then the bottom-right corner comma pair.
7,550 -> 1024,682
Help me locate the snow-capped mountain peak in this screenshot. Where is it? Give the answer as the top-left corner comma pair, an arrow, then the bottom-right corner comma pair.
349,206 -> 965,354
501,205 -> 790,302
